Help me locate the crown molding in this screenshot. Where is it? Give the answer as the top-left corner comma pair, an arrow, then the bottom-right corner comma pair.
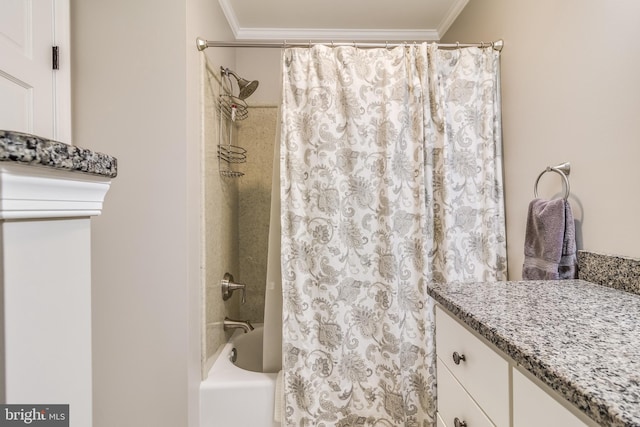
233,27 -> 440,42
218,0 -> 442,42
218,0 -> 241,38
437,0 -> 470,38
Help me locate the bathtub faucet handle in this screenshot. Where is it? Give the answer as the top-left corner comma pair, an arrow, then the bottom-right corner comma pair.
221,272 -> 247,304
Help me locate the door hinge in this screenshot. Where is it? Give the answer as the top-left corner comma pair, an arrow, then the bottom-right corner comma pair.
52,46 -> 59,70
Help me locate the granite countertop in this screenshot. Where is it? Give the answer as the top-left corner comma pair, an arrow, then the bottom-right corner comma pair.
428,279 -> 640,427
0,130 -> 117,178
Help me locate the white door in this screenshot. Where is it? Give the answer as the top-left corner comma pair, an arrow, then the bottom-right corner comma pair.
0,0 -> 70,143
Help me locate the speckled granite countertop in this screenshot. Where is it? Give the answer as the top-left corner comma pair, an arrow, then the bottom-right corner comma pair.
428,279 -> 640,427
0,130 -> 117,177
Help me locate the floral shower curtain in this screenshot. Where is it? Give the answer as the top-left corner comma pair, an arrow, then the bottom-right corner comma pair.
280,43 -> 506,427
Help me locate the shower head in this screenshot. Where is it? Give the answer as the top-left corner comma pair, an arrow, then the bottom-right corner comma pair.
236,77 -> 259,100
221,67 -> 259,100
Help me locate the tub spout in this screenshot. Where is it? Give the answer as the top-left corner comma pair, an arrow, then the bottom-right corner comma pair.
223,317 -> 254,333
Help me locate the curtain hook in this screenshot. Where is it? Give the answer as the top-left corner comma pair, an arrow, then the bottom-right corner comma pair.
331,40 -> 334,48
308,40 -> 311,48
456,41 -> 460,49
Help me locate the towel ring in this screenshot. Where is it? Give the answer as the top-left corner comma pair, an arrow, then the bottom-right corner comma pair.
534,162 -> 571,200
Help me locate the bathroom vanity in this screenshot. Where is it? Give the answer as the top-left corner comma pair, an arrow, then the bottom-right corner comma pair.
0,130 -> 116,426
428,268 -> 640,427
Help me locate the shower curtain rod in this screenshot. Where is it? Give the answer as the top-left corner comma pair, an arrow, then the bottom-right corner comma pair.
196,37 -> 504,52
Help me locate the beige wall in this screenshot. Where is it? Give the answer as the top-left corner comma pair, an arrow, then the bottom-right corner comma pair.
237,49 -> 283,104
443,0 -> 640,278
72,0 -> 234,425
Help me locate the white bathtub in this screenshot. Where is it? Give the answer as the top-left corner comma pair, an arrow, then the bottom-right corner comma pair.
200,325 -> 281,427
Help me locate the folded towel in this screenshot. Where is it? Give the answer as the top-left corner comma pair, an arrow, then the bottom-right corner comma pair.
522,198 -> 577,280
274,370 -> 284,423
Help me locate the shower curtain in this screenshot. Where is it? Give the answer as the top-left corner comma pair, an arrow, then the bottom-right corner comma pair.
279,43 -> 506,426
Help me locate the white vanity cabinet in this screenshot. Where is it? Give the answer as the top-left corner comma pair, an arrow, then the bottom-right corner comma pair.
435,305 -> 597,427
435,306 -> 509,427
512,369 -> 589,427
0,133 -> 116,427
437,358 -> 496,427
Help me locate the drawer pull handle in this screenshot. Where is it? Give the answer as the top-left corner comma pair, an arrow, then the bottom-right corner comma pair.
454,417 -> 467,427
452,351 -> 466,365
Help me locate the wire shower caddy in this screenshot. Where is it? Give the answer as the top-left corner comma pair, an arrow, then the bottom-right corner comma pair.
217,70 -> 247,177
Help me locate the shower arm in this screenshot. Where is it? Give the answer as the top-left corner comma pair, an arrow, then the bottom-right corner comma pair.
220,66 -> 259,100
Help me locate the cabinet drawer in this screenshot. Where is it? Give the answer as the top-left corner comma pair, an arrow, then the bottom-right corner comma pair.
513,368 -> 590,427
437,356 -> 495,427
435,306 -> 509,426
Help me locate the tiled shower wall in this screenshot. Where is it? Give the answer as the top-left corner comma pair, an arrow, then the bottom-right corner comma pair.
201,55 -> 278,374
202,59 -> 240,375
237,106 -> 278,323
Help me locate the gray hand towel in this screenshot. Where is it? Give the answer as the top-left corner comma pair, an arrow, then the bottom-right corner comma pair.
522,198 -> 577,280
